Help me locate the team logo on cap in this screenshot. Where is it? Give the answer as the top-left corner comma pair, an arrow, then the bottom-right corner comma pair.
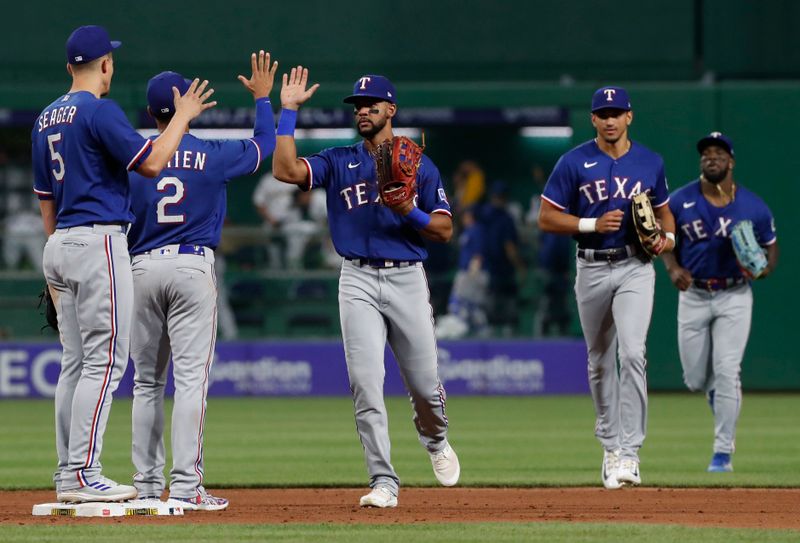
359,77 -> 371,90
603,89 -> 616,101
710,131 -> 722,138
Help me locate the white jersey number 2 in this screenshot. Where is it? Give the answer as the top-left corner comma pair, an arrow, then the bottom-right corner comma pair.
156,176 -> 185,224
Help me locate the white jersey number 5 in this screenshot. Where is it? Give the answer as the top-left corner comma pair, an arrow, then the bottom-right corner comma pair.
47,133 -> 65,182
156,176 -> 185,224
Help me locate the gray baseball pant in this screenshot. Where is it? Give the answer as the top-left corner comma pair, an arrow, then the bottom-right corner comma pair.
129,248 -> 217,499
575,256 -> 655,462
338,259 -> 449,496
678,284 -> 751,454
43,225 -> 132,492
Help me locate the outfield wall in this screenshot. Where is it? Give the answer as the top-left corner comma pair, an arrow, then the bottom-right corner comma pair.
1,337 -> 797,398
0,340 -> 589,399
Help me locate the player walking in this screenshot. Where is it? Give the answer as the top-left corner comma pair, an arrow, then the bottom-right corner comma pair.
661,132 -> 778,472
272,69 -> 460,508
538,87 -> 676,489
32,25 -> 215,503
127,51 -> 277,510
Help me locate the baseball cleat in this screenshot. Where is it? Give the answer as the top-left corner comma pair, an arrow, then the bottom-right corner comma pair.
169,489 -> 229,511
602,449 -> 623,490
359,485 -> 398,508
57,477 -> 138,503
429,444 -> 460,487
616,458 -> 641,486
707,452 -> 733,472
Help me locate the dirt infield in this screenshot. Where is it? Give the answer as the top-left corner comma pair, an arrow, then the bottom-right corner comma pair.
2,488 -> 799,529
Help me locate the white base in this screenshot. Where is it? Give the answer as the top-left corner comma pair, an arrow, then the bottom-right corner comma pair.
32,500 -> 184,517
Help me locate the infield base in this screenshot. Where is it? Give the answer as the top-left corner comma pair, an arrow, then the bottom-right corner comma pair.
32,500 -> 184,517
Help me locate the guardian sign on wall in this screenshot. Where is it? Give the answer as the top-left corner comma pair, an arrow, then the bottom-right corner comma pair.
0,340 -> 589,399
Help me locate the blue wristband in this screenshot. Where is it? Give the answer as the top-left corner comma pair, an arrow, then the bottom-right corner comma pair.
404,207 -> 431,230
277,108 -> 297,136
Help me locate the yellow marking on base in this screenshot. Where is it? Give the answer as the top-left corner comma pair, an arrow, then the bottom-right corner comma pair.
125,507 -> 159,516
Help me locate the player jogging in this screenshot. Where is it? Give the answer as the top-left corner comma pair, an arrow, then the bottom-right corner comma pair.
538,86 -> 676,489
661,132 -> 778,472
32,25 -> 215,503
127,51 -> 278,510
272,69 -> 460,508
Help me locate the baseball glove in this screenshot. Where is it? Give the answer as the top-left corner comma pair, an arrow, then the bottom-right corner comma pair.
731,220 -> 768,278
631,192 -> 667,257
372,135 -> 425,207
38,285 -> 58,332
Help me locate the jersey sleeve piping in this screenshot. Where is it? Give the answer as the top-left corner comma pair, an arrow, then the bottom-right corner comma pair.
248,138 -> 261,174
653,196 -> 670,208
126,139 -> 152,171
540,194 -> 566,210
432,208 -> 452,217
762,236 -> 777,246
33,188 -> 54,200
299,157 -> 313,191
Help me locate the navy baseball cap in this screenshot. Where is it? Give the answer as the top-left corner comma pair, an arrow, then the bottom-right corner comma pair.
66,25 -> 121,65
147,71 -> 191,117
343,75 -> 396,104
591,86 -> 632,112
697,131 -> 735,157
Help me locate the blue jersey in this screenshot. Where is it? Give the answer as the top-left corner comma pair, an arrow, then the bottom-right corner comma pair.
542,139 -> 670,249
32,91 -> 153,228
669,180 -> 776,279
127,98 -> 274,254
301,141 -> 451,260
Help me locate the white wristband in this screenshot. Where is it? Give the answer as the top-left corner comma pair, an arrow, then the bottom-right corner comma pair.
665,232 -> 676,242
578,218 -> 597,233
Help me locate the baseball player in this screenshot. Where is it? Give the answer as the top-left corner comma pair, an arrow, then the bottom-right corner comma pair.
32,25 -> 215,503
661,132 -> 778,472
127,51 -> 277,510
271,68 -> 460,508
538,87 -> 676,489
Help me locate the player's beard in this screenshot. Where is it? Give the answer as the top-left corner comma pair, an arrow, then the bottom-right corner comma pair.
357,117 -> 387,139
702,164 -> 730,184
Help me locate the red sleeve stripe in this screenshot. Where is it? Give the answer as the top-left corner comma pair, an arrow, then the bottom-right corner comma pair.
249,138 -> 261,174
299,157 -> 313,191
126,139 -> 152,171
432,209 -> 453,217
653,197 -> 670,208
540,194 -> 566,210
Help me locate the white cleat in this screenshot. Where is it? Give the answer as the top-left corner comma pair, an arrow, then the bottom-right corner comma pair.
602,449 -> 623,490
57,477 -> 138,503
429,444 -> 461,487
169,491 -> 229,511
359,485 -> 398,508
616,458 -> 641,486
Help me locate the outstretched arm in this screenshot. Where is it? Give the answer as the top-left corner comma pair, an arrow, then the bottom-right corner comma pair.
136,79 -> 217,177
272,66 -> 320,185
239,50 -> 278,158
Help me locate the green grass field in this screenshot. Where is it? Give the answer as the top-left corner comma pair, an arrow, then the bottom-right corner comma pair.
1,393 -> 798,542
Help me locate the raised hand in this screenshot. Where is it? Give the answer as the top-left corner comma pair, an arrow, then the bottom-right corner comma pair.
172,78 -> 217,121
280,66 -> 320,111
238,50 -> 278,100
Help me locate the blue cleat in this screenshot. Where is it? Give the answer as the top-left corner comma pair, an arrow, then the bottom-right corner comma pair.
707,452 -> 733,472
